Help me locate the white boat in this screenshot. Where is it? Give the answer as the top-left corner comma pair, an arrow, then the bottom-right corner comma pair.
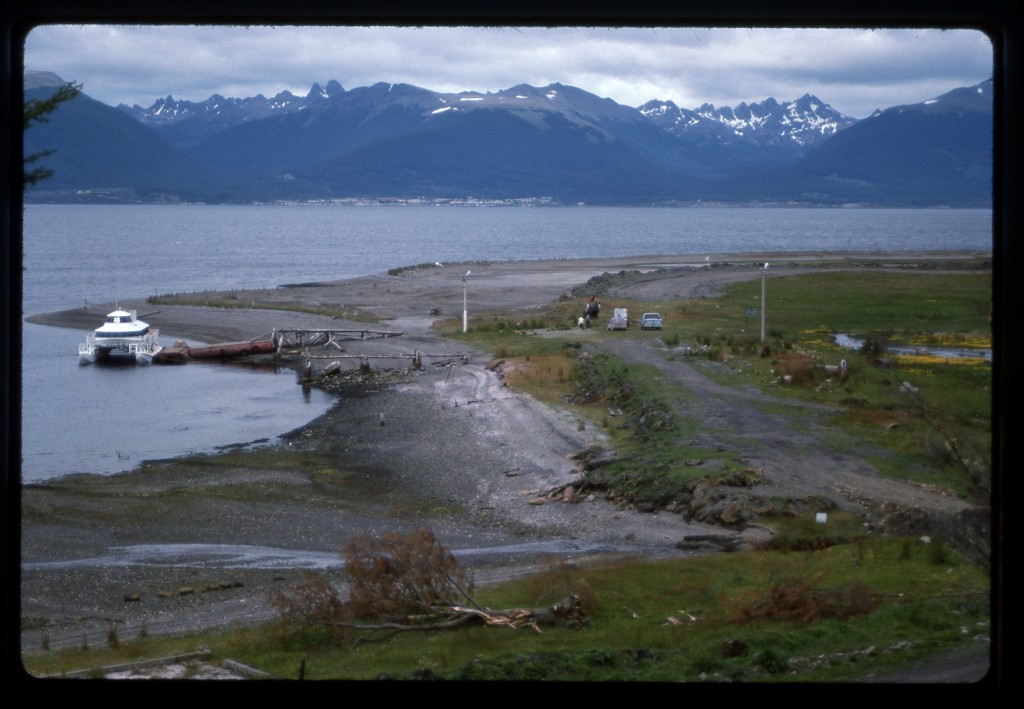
79,309 -> 162,365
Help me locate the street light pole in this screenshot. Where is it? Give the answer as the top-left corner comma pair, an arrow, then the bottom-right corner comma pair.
760,262 -> 769,344
462,271 -> 470,333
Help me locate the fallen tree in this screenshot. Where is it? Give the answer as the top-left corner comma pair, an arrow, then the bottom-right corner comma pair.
269,528 -> 587,645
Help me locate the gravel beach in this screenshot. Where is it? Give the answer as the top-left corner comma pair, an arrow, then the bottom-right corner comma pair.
18,251 -> 991,661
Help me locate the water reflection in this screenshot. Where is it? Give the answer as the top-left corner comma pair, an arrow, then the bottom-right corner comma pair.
834,333 -> 991,361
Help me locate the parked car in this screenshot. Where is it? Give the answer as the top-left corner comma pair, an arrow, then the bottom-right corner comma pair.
607,307 -> 628,331
640,312 -> 663,330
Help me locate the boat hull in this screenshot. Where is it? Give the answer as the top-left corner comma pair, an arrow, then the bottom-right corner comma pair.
186,339 -> 275,359
79,328 -> 162,366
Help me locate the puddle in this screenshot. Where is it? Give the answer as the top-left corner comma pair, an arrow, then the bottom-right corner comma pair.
23,540 -> 686,572
834,333 -> 991,361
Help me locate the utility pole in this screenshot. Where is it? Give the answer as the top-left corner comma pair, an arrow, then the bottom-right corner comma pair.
462,271 -> 471,333
760,262 -> 769,344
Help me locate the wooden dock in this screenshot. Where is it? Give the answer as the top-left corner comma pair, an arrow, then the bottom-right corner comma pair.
154,327 -> 470,370
272,327 -> 403,352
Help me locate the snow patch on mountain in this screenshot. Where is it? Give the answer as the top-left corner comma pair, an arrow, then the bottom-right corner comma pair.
638,94 -> 857,150
118,80 -> 346,127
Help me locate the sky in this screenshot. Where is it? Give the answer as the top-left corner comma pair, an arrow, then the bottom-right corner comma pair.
22,24 -> 994,119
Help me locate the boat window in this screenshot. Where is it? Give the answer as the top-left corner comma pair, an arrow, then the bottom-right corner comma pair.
96,326 -> 149,337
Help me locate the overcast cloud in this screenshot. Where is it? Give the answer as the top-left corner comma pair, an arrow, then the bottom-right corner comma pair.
22,25 -> 993,119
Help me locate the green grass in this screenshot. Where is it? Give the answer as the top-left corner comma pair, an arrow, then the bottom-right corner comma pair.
147,290 -> 378,322
22,538 -> 990,681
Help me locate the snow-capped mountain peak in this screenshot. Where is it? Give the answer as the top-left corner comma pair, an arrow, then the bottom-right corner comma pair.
117,80 -> 347,128
639,94 -> 857,150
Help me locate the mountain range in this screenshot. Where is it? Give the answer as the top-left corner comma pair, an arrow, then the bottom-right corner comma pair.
22,70 -> 992,207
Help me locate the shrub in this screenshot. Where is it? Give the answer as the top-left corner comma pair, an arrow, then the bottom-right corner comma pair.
270,528 -> 586,646
344,528 -> 473,621
269,571 -> 351,640
860,332 -> 891,357
774,352 -> 817,386
729,567 -> 879,626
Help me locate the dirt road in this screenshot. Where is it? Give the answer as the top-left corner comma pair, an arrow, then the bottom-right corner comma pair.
596,336 -> 973,520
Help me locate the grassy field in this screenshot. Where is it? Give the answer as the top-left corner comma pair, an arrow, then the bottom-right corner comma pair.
24,537 -> 990,681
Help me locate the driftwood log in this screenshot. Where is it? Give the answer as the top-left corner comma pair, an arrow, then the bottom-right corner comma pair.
329,595 -> 585,645
451,594 -> 585,631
